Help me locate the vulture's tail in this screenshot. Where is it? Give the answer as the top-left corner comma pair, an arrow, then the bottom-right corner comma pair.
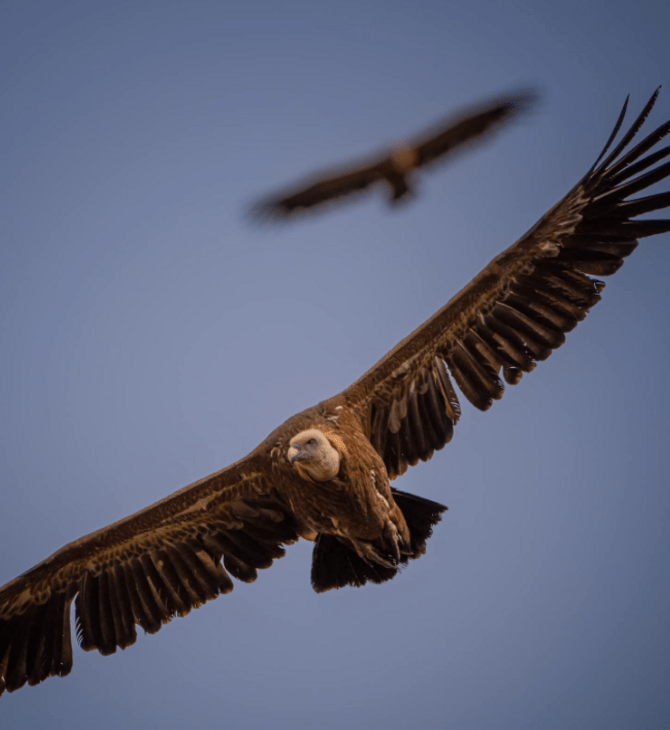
310,489 -> 446,593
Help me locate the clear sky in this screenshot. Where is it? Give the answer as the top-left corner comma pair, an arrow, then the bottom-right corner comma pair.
1,1 -> 669,728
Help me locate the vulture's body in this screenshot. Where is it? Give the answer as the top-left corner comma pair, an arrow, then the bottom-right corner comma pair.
2,90 -> 670,698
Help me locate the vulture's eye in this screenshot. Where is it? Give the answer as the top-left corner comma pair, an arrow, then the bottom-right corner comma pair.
307,438 -> 316,447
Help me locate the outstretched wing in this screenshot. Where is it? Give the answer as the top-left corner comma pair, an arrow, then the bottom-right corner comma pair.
411,90 -> 537,168
249,155 -> 387,220
340,89 -> 670,479
249,90 -> 535,221
0,453 -> 299,696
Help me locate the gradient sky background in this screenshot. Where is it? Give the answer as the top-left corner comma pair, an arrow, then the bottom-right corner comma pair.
1,1 -> 669,728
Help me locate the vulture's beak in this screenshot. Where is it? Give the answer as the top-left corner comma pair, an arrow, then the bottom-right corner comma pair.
288,445 -> 306,465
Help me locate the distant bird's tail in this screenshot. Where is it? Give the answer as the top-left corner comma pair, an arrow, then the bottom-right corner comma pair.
310,489 -> 446,593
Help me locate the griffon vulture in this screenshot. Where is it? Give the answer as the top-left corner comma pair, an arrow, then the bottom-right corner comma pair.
250,90 -> 537,220
2,90 -> 670,698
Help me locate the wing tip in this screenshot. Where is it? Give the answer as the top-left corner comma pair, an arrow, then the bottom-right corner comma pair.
246,197 -> 289,225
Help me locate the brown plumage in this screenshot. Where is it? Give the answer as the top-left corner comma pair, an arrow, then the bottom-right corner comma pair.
2,89 -> 670,697
250,89 -> 537,221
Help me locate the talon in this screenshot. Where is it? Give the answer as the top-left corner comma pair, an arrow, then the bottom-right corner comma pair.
383,520 -> 402,564
351,539 -> 398,569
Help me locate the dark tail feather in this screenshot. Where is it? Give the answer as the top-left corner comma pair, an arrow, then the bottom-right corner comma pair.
310,489 -> 447,593
391,488 -> 448,558
311,534 -> 398,593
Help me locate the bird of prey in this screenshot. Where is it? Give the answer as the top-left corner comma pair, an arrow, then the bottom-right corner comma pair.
1,90 -> 670,698
249,89 -> 537,221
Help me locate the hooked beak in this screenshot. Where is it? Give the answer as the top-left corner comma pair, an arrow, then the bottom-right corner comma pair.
288,444 -> 307,465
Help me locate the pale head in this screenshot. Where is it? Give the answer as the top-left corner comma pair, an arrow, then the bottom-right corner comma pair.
287,428 -> 341,482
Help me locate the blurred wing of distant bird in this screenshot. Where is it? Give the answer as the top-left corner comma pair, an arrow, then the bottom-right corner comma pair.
410,91 -> 536,167
249,89 -> 537,221
251,156 -> 387,219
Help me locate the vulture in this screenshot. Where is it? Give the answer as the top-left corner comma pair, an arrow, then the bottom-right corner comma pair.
250,89 -> 537,221
2,89 -> 670,698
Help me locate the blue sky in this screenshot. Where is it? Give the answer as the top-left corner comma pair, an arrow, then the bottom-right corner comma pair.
1,1 -> 669,728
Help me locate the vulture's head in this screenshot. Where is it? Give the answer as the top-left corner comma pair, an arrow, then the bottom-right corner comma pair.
287,429 -> 341,482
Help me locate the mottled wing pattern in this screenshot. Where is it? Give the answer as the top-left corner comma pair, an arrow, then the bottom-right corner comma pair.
0,454 -> 299,696
341,90 -> 670,479
412,90 -> 537,167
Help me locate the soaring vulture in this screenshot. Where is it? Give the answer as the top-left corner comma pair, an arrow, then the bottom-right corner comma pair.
2,90 -> 670,698
250,89 -> 537,221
